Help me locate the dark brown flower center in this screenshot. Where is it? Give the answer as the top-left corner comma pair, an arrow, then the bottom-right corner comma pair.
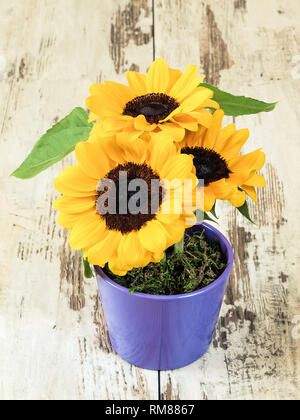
96,162 -> 164,234
123,93 -> 179,124
181,147 -> 232,186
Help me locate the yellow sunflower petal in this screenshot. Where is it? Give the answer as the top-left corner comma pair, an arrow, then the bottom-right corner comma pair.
230,149 -> 265,172
169,65 -> 202,101
156,212 -> 180,225
201,99 -> 220,110
69,215 -> 106,250
178,128 -> 206,149
227,169 -> 252,186
244,173 -> 266,187
91,123 -> 117,138
122,141 -> 148,164
54,196 -> 96,214
160,218 -> 186,247
177,131 -> 196,149
228,189 -> 246,207
220,129 -> 250,160
139,220 -> 167,252
87,120 -> 103,143
134,114 -> 156,131
242,185 -> 258,205
54,186 -> 95,198
86,88 -> 123,117
172,114 -> 198,131
158,106 -> 182,123
126,71 -> 147,97
75,141 -> 111,179
180,89 -> 212,113
149,134 -> 176,173
108,259 -> 131,276
204,186 -> 216,212
202,109 -> 224,149
152,252 -> 165,263
158,122 -> 185,142
88,112 -> 98,123
166,68 -> 182,94
57,209 -> 96,229
118,232 -> 151,267
146,58 -> 170,93
210,179 -> 234,200
87,230 -> 121,266
160,194 -> 185,216
116,125 -> 143,146
160,154 -> 194,181
101,117 -> 128,132
214,124 -> 236,152
89,84 -> 101,95
54,166 -> 97,197
184,212 -> 197,228
94,136 -> 126,164
104,81 -> 133,103
189,110 -> 213,129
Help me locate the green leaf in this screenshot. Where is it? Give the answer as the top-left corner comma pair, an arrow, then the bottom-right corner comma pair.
204,212 -> 218,224
81,250 -> 94,279
210,202 -> 218,219
174,237 -> 184,255
11,107 -> 93,179
200,83 -> 278,116
196,210 -> 218,224
237,200 -> 255,224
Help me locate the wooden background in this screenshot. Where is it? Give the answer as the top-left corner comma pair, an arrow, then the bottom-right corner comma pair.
0,0 -> 300,400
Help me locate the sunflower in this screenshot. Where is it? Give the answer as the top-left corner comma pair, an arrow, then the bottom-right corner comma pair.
53,135 -> 198,276
85,58 -> 218,146
177,110 -> 266,212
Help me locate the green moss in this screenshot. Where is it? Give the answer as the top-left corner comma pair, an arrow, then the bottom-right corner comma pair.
103,230 -> 227,296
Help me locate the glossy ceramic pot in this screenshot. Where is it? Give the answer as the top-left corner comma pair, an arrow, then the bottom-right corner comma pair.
95,222 -> 233,370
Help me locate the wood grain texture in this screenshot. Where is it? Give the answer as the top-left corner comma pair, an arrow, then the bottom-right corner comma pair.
154,0 -> 300,400
0,0 -> 157,400
0,0 -> 300,401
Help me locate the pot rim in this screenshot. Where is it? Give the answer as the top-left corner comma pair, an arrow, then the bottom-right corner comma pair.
95,222 -> 234,301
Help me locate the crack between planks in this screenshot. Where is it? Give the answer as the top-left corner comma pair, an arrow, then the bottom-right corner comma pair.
152,0 -> 156,61
158,370 -> 161,400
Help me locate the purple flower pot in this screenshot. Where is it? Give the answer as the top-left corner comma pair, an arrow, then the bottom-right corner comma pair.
95,222 -> 233,370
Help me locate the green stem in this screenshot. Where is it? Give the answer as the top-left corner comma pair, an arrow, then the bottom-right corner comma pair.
174,236 -> 185,255
81,249 -> 94,278
160,252 -> 167,264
